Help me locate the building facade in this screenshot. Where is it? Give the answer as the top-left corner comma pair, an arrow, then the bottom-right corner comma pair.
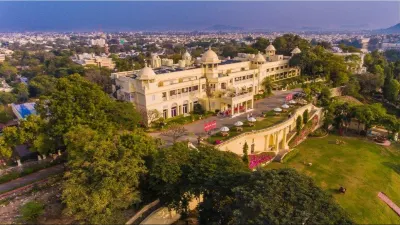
111,45 -> 301,122
73,53 -> 115,69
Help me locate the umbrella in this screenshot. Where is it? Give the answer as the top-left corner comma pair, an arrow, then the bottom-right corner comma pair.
281,104 -> 290,109
289,100 -> 296,104
220,126 -> 230,132
234,121 -> 244,127
248,117 -> 257,122
274,107 -> 282,112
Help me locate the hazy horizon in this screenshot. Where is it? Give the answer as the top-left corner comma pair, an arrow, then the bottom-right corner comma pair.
0,1 -> 399,32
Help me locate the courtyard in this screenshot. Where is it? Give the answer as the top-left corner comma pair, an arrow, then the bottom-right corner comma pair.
267,134 -> 400,224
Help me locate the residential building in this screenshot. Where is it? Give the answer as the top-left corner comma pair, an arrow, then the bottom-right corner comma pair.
111,45 -> 301,122
73,53 -> 115,69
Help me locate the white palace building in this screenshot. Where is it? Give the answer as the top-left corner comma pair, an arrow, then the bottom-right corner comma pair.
111,45 -> 301,122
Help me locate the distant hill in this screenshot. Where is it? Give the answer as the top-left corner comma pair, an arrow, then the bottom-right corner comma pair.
204,24 -> 244,32
376,23 -> 400,34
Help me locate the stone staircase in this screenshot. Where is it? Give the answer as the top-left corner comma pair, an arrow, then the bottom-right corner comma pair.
273,149 -> 290,162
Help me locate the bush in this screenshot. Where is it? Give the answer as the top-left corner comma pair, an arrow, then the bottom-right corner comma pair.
193,104 -> 205,115
296,116 -> 302,134
309,128 -> 328,137
20,201 -> 44,222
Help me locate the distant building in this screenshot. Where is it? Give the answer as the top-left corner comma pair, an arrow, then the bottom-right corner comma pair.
381,42 -> 400,51
73,53 -> 115,69
0,54 -> 5,63
111,45 -> 301,122
333,52 -> 367,74
90,38 -> 106,47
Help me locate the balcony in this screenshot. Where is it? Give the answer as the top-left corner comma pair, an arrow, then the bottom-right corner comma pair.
221,92 -> 253,104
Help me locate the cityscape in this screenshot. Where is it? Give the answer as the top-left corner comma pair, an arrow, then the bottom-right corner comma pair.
0,1 -> 399,224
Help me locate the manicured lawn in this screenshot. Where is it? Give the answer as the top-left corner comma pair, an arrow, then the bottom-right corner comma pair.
267,135 -> 400,224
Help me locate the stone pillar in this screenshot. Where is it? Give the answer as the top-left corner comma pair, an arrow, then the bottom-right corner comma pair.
265,135 -> 269,151
17,159 -> 22,166
251,99 -> 254,109
38,155 -> 42,161
42,154 -> 46,160
275,132 -> 280,152
58,150 -> 62,156
245,101 -> 248,111
282,128 -> 288,149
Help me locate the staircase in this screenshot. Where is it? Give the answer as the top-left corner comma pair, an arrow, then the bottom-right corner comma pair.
273,149 -> 290,162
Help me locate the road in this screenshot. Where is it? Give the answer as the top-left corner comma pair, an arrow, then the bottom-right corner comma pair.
150,89 -> 301,143
0,164 -> 64,193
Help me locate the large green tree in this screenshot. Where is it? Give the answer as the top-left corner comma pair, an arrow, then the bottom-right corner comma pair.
62,126 -> 158,224
28,75 -> 57,97
199,169 -> 353,225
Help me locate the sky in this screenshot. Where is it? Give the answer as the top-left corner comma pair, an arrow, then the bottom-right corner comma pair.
0,1 -> 398,32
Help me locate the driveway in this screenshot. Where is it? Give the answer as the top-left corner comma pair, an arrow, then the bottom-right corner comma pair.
0,164 -> 65,193
150,89 -> 301,143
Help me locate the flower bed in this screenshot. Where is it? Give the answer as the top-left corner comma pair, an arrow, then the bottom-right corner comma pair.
249,152 -> 275,170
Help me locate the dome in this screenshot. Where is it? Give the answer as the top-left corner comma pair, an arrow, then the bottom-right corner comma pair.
137,63 -> 156,80
151,53 -> 160,60
291,47 -> 301,54
183,50 -> 191,59
266,44 -> 276,51
201,48 -> 221,64
253,52 -> 266,63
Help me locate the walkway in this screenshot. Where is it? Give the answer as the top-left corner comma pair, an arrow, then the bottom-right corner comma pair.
0,164 -> 64,193
150,89 -> 301,144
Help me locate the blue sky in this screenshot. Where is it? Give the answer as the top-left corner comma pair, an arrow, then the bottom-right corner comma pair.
0,1 -> 398,32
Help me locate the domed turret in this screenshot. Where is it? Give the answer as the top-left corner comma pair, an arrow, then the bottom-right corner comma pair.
201,48 -> 221,64
265,44 -> 276,57
137,63 -> 156,80
266,44 -> 276,51
183,50 -> 191,60
291,46 -> 301,56
253,52 -> 266,63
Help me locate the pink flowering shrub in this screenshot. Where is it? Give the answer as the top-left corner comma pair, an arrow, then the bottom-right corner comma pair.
249,154 -> 274,170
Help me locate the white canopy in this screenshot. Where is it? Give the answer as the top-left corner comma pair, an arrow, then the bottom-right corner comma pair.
234,121 -> 244,127
289,100 -> 296,104
281,104 -> 290,109
220,126 -> 230,132
248,117 -> 257,122
274,107 -> 283,112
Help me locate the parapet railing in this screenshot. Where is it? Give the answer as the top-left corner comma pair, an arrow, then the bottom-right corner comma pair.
216,103 -> 316,148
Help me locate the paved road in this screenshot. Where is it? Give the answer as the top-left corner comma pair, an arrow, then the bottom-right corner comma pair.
0,164 -> 64,193
150,89 -> 301,143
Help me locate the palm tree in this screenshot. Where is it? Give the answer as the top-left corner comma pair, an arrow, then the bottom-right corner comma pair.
262,77 -> 273,95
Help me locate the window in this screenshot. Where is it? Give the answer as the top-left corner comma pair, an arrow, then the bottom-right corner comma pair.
182,88 -> 188,93
280,66 -> 283,69
271,68 -> 274,71
266,69 -> 269,72
276,67 -> 279,70
221,83 -> 226,89
163,109 -> 167,119
192,85 -> 199,91
162,92 -> 167,98
177,89 -> 181,94
170,90 -> 176,96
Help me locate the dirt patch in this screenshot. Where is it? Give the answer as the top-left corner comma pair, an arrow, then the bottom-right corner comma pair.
0,179 -> 74,224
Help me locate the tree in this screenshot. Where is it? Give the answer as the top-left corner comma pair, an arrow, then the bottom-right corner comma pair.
303,109 -> 309,124
161,123 -> 188,143
0,92 -> 17,104
343,76 -> 361,98
242,142 -> 249,165
261,77 -> 273,95
225,169 -> 353,225
386,79 -> 400,102
0,136 -> 13,162
149,143 -> 249,218
28,75 -> 57,97
140,109 -> 160,127
251,37 -> 270,52
108,101 -> 142,131
193,103 -> 205,115
62,126 -> 158,224
273,34 -> 311,55
12,83 -> 29,103
356,73 -> 384,94
20,201 -> 44,223
0,62 -> 18,81
84,65 -> 113,94
296,116 -> 302,133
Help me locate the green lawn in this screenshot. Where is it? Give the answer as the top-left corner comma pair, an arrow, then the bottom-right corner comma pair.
267,135 -> 400,224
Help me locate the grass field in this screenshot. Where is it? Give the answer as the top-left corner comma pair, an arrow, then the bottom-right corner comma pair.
267,135 -> 400,224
